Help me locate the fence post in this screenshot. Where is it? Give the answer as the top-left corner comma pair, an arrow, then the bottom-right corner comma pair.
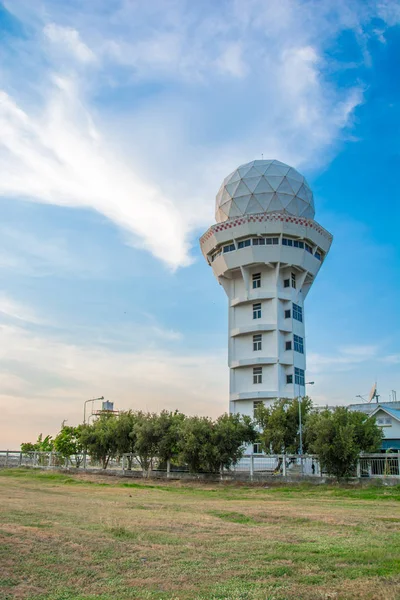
5,451 -> 8,467
19,452 -> 22,466
167,459 -> 171,479
398,453 -> 400,477
83,452 -> 87,471
250,455 -> 254,482
48,452 -> 52,467
33,451 -> 37,467
282,454 -> 286,477
356,459 -> 361,478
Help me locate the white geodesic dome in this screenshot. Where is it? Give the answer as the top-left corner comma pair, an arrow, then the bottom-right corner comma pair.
215,159 -> 315,222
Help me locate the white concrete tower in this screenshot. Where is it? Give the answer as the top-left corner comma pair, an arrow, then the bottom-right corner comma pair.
200,160 -> 333,419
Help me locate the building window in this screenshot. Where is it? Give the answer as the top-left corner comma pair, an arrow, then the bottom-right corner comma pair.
211,249 -> 222,262
291,272 -> 296,288
238,239 -> 251,249
305,243 -> 313,254
285,309 -> 291,319
253,334 -> 262,351
253,303 -> 261,319
253,237 -> 265,246
284,279 -> 290,288
253,367 -> 262,384
223,243 -> 235,253
282,238 -> 293,246
377,417 -> 392,425
295,367 -> 305,386
294,240 -> 304,248
294,334 -> 304,354
252,273 -> 261,289
253,401 -> 263,417
286,374 -> 293,384
285,341 -> 292,351
315,251 -> 322,261
293,303 -> 303,322
253,442 -> 262,454
266,237 -> 279,245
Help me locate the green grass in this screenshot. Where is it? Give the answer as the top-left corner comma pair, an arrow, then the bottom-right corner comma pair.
0,468 -> 399,599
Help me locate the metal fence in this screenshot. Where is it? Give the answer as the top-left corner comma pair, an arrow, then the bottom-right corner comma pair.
1,450 -> 399,479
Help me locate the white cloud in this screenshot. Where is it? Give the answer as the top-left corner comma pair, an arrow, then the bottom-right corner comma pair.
0,82 -> 191,269
0,0 -> 395,270
216,43 -> 247,78
308,344 -> 378,374
0,295 -> 42,324
44,23 -> 95,63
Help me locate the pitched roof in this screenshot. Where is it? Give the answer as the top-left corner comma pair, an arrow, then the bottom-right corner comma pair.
369,405 -> 400,422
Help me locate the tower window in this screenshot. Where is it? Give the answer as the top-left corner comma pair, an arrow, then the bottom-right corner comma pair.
285,309 -> 291,319
285,341 -> 292,351
294,240 -> 304,248
253,334 -> 262,351
284,279 -> 290,288
295,367 -> 305,386
294,334 -> 304,354
286,374 -> 293,384
211,249 -> 222,262
293,303 -> 303,322
223,243 -> 235,253
252,273 -> 261,289
315,251 -> 322,261
282,238 -> 293,246
266,237 -> 279,245
305,243 -> 313,254
253,367 -> 262,384
253,400 -> 263,417
253,237 -> 265,246
253,303 -> 261,319
291,273 -> 296,288
238,239 -> 251,249
253,442 -> 262,454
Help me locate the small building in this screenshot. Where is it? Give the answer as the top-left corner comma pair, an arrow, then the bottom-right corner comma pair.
348,402 -> 400,451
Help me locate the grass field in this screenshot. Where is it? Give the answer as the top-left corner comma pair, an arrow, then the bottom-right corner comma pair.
0,469 -> 399,600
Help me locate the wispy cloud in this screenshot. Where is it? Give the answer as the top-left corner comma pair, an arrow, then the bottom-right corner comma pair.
44,23 -> 96,63
381,355 -> 400,365
0,293 -> 44,325
0,0 -> 388,268
308,344 -> 378,374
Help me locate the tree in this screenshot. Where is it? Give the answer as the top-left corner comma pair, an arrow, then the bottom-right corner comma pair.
79,414 -> 118,469
114,411 -> 139,469
179,414 -> 256,473
133,412 -> 161,475
254,397 -> 313,454
53,426 -> 85,467
156,410 -> 185,466
211,413 -> 256,472
21,434 -> 54,454
21,434 -> 54,466
305,407 -> 383,479
178,416 -> 215,473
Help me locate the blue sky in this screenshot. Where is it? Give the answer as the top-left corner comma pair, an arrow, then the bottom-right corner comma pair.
0,0 -> 399,448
